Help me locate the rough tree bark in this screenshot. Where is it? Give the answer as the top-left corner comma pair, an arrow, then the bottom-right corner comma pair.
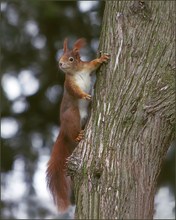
68,1 -> 175,219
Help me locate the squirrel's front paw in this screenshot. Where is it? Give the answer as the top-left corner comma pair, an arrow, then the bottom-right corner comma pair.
83,93 -> 91,100
99,52 -> 110,63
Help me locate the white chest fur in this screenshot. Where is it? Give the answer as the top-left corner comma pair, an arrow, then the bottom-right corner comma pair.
74,70 -> 93,127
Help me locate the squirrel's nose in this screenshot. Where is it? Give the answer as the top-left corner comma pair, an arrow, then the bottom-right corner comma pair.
59,62 -> 63,67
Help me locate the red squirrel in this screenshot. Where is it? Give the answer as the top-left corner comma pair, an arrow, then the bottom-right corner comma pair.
46,38 -> 110,212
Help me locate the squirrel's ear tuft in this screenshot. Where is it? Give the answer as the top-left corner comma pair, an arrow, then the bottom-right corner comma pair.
73,38 -> 86,52
63,38 -> 68,53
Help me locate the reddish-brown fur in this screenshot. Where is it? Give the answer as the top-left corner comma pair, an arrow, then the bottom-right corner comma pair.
46,91 -> 81,211
46,38 -> 110,212
46,133 -> 73,210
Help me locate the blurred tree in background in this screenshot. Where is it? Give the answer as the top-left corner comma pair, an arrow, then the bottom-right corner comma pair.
1,1 -> 105,218
1,1 -> 175,219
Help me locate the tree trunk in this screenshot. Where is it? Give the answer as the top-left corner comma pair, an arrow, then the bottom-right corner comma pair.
68,1 -> 175,219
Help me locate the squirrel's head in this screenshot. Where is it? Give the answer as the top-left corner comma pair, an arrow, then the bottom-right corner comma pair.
59,38 -> 86,74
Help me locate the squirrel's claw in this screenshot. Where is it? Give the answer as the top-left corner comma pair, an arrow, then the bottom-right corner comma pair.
83,94 -> 91,100
99,51 -> 110,63
75,130 -> 84,142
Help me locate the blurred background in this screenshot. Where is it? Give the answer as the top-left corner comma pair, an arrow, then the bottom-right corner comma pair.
1,1 -> 175,219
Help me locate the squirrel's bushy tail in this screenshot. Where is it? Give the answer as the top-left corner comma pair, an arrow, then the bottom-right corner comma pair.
46,133 -> 73,211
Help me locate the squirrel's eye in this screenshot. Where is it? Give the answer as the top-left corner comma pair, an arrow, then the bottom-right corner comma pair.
69,57 -> 74,62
